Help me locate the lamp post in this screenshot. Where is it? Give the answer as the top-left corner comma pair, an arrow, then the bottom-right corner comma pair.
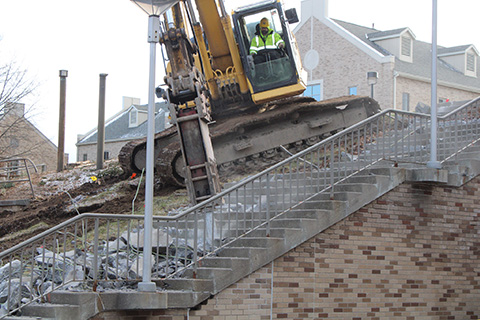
367,71 -> 378,99
130,0 -> 167,293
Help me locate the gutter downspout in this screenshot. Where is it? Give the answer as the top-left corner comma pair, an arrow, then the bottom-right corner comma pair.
393,70 -> 399,109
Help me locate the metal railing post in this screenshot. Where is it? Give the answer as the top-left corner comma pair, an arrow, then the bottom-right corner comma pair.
93,218 -> 99,281
266,173 -> 271,237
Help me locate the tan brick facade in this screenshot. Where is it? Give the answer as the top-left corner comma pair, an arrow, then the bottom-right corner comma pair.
295,18 -> 394,109
295,17 -> 480,112
0,104 -> 58,172
93,176 -> 480,319
396,77 -> 480,112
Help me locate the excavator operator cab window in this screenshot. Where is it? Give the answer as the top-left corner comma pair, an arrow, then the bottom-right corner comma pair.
238,9 -> 296,91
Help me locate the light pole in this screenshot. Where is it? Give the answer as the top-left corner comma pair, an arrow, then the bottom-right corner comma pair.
427,0 -> 441,169
130,0 -> 169,292
367,71 -> 378,99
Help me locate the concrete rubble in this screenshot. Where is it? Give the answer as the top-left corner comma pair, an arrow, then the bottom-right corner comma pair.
0,225 -> 203,315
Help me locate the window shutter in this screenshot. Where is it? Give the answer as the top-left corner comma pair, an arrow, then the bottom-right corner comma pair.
467,53 -> 475,72
130,109 -> 138,126
401,35 -> 411,57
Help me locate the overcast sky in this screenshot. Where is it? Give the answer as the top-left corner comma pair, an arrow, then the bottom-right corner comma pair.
0,0 -> 478,163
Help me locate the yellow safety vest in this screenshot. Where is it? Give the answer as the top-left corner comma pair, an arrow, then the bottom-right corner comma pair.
250,29 -> 284,55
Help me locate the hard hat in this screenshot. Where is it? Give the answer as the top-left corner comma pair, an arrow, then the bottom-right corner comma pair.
260,18 -> 269,28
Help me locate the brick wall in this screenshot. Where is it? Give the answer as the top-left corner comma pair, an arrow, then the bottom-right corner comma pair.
93,177 -> 480,319
396,77 -> 480,112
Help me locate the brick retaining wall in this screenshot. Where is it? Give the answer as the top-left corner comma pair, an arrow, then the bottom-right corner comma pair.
93,177 -> 480,319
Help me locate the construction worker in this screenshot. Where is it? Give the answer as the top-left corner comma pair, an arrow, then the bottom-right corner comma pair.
250,17 -> 285,64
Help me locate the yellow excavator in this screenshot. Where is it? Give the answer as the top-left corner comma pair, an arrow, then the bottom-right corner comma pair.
120,0 -> 379,204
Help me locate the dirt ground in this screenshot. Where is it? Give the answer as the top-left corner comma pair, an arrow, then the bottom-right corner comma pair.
0,161 -> 180,251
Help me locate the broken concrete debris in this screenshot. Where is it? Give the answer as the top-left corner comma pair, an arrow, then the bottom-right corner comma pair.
0,227 -> 198,315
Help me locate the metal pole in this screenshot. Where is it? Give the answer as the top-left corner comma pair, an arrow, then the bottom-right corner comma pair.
427,0 -> 441,169
57,70 -> 68,172
97,74 -> 108,170
138,14 -> 159,293
370,84 -> 374,99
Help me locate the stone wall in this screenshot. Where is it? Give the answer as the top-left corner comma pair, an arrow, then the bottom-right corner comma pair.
92,176 -> 480,319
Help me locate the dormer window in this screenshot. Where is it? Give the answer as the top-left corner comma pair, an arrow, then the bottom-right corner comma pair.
438,45 -> 478,78
367,27 -> 415,63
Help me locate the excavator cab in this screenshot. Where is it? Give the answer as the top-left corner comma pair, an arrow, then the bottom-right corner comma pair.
232,0 -> 306,103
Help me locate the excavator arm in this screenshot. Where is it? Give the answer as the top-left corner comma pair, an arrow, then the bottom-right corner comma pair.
159,2 -> 220,204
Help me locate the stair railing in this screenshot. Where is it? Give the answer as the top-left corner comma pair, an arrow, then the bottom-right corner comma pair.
0,96 -> 479,318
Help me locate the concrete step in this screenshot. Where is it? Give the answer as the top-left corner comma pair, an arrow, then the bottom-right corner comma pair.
312,191 -> 362,202
199,256 -> 250,269
182,266 -> 234,293
284,208 -> 331,220
21,303 -> 81,320
96,290 -> 208,310
297,199 -> 347,212
215,246 -> 267,258
246,227 -> 303,239
5,316 -> 55,320
155,278 -> 214,292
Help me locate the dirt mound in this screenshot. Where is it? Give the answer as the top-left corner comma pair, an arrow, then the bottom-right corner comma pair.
0,159 -> 250,252
0,161 -> 151,251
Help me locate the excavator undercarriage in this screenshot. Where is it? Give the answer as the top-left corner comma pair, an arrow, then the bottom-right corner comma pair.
119,95 -> 380,189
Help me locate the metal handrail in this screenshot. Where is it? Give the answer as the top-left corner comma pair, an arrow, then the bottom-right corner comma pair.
0,97 -> 479,317
0,158 -> 38,198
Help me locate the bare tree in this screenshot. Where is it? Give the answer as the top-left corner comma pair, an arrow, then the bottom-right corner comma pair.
0,46 -> 39,161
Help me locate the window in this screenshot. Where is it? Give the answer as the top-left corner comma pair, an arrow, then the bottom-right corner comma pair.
303,83 -> 322,101
401,35 -> 411,57
104,151 -> 110,160
467,53 -> 475,72
83,154 -> 88,161
129,109 -> 138,127
402,93 -> 410,111
348,86 -> 357,96
9,137 -> 19,148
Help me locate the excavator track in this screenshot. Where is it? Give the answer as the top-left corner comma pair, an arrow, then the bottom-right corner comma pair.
118,95 -> 380,186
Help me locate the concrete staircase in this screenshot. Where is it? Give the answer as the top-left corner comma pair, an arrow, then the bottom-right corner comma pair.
10,140 -> 480,319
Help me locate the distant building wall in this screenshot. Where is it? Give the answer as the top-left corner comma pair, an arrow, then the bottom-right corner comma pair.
93,176 -> 480,319
396,77 -> 480,111
76,140 -> 129,162
0,103 -> 58,172
295,18 -> 394,109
